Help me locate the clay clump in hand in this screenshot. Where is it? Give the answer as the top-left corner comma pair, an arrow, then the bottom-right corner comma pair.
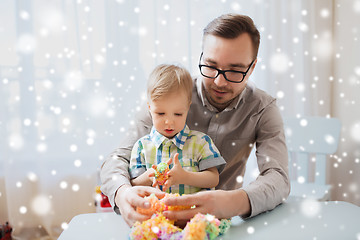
152,162 -> 170,186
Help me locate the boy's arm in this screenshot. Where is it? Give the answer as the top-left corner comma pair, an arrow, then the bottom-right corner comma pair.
130,168 -> 155,187
179,166 -> 219,188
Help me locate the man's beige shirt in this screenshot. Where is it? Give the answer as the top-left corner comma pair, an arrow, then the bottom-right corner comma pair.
101,78 -> 290,217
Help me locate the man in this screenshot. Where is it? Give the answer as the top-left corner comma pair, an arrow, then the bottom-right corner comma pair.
100,13 -> 290,226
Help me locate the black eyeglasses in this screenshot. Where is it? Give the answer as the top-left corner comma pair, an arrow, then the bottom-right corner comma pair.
198,52 -> 255,83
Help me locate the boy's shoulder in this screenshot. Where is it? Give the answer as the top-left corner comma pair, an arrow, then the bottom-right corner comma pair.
136,133 -> 152,143
186,129 -> 211,141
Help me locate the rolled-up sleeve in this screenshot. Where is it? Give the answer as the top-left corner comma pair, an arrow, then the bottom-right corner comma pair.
242,100 -> 290,217
198,135 -> 226,173
100,105 -> 152,209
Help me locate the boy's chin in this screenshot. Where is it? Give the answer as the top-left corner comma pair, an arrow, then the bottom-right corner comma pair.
163,132 -> 177,138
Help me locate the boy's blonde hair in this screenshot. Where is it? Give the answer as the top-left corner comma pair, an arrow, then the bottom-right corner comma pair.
147,64 -> 193,104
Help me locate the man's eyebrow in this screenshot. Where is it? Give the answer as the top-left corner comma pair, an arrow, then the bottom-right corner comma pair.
204,57 -> 247,68
204,57 -> 217,65
229,63 -> 247,68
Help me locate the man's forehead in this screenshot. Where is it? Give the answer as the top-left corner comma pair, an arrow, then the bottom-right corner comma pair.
202,37 -> 253,66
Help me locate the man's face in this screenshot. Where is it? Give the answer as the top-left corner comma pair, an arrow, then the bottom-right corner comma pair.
200,33 -> 257,111
148,90 -> 189,138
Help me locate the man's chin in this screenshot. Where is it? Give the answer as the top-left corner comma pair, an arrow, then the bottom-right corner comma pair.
210,95 -> 231,106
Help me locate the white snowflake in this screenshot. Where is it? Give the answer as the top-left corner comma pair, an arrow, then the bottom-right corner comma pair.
298,22 -> 309,32
9,133 -> 24,150
74,159 -> 82,167
320,8 -> 330,18
19,10 -> 30,20
16,34 -> 36,54
350,122 -> 360,142
247,226 -> 255,234
31,195 -> 52,216
300,198 -> 321,218
354,0 -> 360,13
270,53 -> 290,73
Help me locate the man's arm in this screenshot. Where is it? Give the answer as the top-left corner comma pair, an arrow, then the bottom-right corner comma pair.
100,103 -> 154,224
242,100 -> 290,217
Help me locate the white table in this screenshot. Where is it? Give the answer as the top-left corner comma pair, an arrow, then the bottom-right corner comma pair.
59,199 -> 360,240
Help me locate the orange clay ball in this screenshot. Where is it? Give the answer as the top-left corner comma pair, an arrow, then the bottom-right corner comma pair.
136,193 -> 191,215
152,162 -> 170,186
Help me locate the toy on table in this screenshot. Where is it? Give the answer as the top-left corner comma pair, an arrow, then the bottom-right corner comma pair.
129,212 -> 231,240
152,162 -> 170,186
95,186 -> 112,213
136,193 -> 191,215
0,221 -> 12,240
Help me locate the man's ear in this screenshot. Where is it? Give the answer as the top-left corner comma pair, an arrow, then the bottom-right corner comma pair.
250,59 -> 257,72
246,58 -> 257,79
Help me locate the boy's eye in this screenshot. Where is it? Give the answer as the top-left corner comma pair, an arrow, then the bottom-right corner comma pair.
157,113 -> 165,116
175,113 -> 183,116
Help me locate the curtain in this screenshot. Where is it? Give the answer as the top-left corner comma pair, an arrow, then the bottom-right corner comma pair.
1,0 -> 358,239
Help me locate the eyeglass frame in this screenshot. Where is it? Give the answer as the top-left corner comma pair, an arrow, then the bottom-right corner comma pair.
198,52 -> 255,83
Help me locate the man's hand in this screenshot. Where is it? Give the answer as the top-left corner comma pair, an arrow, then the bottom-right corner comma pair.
114,185 -> 165,226
162,189 -> 251,221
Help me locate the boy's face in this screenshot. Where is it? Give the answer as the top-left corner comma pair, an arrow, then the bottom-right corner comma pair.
148,90 -> 190,138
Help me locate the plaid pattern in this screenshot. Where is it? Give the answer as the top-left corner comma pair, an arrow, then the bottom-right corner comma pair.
129,125 -> 225,195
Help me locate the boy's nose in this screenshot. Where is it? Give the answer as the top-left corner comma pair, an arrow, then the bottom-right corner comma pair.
165,118 -> 174,126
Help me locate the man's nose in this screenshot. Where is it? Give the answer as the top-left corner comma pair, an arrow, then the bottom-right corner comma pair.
214,72 -> 228,87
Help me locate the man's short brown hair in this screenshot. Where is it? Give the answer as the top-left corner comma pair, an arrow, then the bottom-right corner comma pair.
203,13 -> 260,59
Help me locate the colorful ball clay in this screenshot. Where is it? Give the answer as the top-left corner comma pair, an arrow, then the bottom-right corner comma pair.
129,213 -> 182,240
183,213 -> 220,240
153,162 -> 170,186
129,212 -> 231,240
218,218 -> 232,236
136,193 -> 191,215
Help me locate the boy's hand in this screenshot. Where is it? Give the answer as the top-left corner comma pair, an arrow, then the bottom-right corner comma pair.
163,153 -> 186,191
146,167 -> 158,188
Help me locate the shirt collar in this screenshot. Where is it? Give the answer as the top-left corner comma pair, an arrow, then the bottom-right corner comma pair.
150,125 -> 190,150
196,77 -> 247,112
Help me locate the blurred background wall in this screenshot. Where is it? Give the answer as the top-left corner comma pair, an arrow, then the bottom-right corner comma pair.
0,0 -> 359,239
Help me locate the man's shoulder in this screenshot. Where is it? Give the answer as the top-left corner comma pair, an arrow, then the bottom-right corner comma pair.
245,83 -> 276,109
246,83 -> 274,101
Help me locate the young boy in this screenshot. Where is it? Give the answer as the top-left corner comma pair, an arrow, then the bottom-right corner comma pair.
129,64 -> 225,195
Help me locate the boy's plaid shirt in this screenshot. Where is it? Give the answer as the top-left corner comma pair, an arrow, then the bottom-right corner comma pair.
129,125 -> 225,195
